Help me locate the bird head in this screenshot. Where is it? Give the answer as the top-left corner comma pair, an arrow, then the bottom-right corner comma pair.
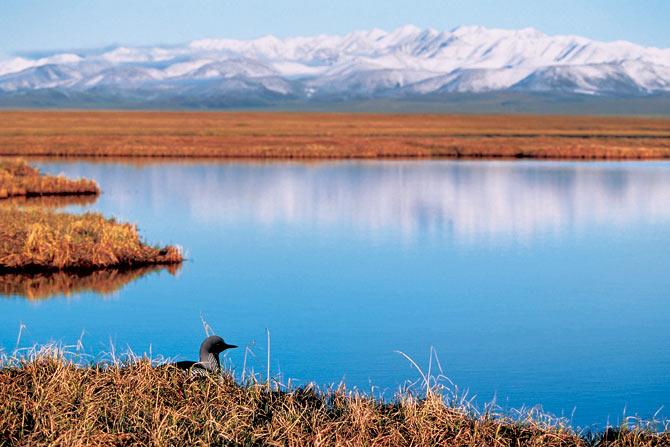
201,335 -> 237,354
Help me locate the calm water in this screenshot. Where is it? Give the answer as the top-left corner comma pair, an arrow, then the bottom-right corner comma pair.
2,160 -> 670,428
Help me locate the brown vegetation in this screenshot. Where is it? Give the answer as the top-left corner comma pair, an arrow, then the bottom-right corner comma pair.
0,207 -> 182,272
0,111 -> 669,160
0,351 -> 667,446
0,158 -> 182,273
0,158 -> 99,200
0,265 -> 180,300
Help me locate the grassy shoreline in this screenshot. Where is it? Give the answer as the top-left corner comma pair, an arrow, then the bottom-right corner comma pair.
0,207 -> 182,273
1,111 -> 669,160
0,350 -> 667,446
0,158 -> 182,273
0,158 -> 99,200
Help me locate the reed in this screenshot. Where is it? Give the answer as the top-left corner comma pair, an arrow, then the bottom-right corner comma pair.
0,347 -> 667,446
0,207 -> 182,272
0,111 -> 669,160
0,158 -> 99,200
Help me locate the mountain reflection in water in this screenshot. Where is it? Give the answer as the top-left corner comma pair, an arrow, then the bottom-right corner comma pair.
71,160 -> 670,241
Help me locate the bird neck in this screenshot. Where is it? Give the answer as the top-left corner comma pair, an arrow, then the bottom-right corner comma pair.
199,351 -> 220,372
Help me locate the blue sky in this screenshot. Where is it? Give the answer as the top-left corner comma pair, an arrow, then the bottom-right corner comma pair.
1,0 -> 669,59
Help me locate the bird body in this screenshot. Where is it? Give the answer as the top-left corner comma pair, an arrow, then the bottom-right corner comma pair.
172,335 -> 237,373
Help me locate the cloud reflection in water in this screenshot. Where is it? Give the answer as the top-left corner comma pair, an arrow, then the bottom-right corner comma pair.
114,161 -> 670,242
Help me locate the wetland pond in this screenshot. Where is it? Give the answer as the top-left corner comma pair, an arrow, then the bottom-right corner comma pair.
2,159 -> 670,429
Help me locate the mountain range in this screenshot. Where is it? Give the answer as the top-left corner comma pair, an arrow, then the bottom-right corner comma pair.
1,25 -> 669,111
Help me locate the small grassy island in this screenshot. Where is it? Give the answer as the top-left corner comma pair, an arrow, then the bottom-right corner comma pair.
0,352 -> 667,446
0,158 -> 99,200
0,159 -> 182,272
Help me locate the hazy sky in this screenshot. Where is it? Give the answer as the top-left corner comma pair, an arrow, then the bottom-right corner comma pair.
1,0 -> 669,58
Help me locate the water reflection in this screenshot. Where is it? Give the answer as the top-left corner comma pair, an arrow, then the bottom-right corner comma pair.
0,265 -> 180,300
71,161 -> 670,241
1,194 -> 99,209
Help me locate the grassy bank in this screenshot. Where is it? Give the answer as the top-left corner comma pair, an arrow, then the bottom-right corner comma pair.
0,111 -> 669,160
0,351 -> 667,446
0,158 -> 99,199
0,158 -> 182,272
0,207 -> 182,272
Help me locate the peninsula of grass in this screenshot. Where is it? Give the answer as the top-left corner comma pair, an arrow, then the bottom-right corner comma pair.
1,111 -> 669,160
0,207 -> 182,273
0,158 -> 181,272
0,351 -> 667,446
0,158 -> 99,200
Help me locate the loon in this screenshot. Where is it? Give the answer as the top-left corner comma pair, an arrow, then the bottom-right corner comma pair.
174,335 -> 237,373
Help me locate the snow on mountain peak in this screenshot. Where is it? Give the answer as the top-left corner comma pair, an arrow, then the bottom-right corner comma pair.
387,24 -> 423,38
450,25 -> 487,36
0,25 -> 668,100
0,58 -> 34,76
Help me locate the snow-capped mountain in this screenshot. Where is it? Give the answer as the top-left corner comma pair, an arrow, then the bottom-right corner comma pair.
1,25 -> 669,107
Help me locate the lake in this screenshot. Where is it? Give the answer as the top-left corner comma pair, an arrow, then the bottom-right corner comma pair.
2,159 -> 669,429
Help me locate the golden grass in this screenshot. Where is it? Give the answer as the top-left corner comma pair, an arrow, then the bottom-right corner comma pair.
0,264 -> 180,300
0,158 -> 182,274
0,158 -> 99,200
0,111 -> 669,159
0,207 -> 182,272
0,350 -> 667,446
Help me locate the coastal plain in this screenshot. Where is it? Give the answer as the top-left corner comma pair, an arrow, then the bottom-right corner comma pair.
0,111 -> 669,159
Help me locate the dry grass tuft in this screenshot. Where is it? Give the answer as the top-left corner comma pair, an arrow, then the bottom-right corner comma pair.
0,207 -> 182,272
0,158 -> 99,200
0,349 -> 668,446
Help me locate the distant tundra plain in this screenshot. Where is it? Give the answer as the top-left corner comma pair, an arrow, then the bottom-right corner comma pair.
0,111 -> 669,160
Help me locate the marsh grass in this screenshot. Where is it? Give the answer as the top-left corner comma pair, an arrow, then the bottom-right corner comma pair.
0,158 -> 99,200
0,345 -> 668,447
0,158 -> 182,272
0,207 -> 182,272
1,111 -> 669,160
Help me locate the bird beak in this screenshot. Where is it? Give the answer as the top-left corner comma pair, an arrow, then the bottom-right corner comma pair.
224,343 -> 238,349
